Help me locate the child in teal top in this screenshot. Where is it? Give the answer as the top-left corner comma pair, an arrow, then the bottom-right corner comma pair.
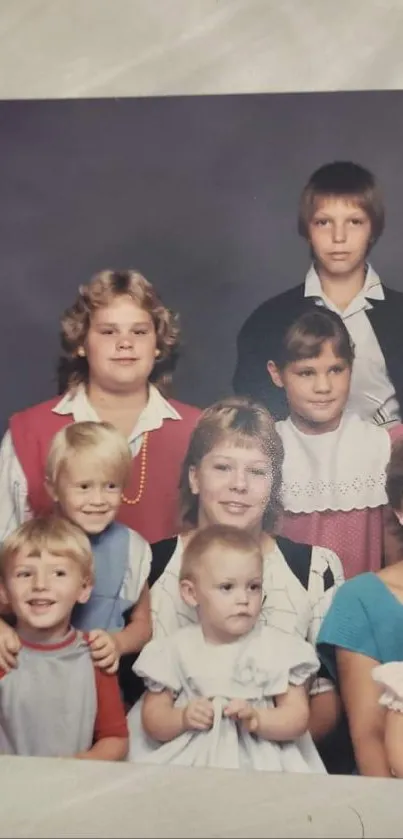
318,438 -> 403,776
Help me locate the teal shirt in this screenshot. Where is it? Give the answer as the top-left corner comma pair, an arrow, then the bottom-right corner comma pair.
317,573 -> 403,684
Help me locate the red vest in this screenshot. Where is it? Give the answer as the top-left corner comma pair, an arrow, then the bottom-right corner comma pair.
10,396 -> 201,545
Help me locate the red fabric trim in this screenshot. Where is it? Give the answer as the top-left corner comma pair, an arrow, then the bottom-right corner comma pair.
20,628 -> 77,652
93,667 -> 128,741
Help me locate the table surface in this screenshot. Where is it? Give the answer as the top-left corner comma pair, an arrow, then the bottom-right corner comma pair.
0,756 -> 401,838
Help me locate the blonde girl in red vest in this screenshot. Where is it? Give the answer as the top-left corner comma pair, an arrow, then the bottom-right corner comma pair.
0,270 -> 201,546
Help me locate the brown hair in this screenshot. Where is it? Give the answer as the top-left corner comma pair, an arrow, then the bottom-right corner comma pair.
180,523 -> 263,582
0,514 -> 94,583
270,307 -> 355,371
298,161 -> 385,245
57,269 -> 180,394
179,396 -> 283,533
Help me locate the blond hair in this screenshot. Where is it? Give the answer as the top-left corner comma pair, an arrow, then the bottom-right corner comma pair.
0,515 -> 94,583
46,421 -> 132,489
179,397 -> 284,533
58,269 -> 180,394
180,523 -> 263,582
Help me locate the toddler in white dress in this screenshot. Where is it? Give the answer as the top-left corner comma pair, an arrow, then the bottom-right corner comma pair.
129,524 -> 326,773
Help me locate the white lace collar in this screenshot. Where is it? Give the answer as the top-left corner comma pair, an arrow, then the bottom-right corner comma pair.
276,411 -> 390,513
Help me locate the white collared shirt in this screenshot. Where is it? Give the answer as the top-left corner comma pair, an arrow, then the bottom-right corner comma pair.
53,383 -> 181,454
0,384 -> 182,541
304,263 -> 401,426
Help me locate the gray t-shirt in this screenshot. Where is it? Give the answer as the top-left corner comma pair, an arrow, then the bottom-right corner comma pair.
0,629 -> 100,757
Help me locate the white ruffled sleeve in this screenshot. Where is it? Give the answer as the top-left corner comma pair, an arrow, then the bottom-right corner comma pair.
286,636 -> 321,688
240,628 -> 320,698
133,635 -> 182,694
373,662 -> 403,712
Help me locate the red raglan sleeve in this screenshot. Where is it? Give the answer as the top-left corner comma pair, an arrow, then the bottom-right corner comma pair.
93,668 -> 128,742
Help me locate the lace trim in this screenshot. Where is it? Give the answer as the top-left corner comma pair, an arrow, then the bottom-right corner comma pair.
282,473 -> 387,513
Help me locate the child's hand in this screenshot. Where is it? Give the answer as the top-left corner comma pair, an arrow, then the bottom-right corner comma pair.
88,629 -> 120,674
0,624 -> 21,672
182,698 -> 214,731
223,699 -> 260,733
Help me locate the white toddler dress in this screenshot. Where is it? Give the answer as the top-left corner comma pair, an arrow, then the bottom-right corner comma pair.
128,623 -> 326,773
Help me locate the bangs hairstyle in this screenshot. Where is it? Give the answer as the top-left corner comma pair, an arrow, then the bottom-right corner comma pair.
57,270 -> 180,394
0,515 -> 94,583
271,308 -> 355,371
179,523 -> 263,583
179,396 -> 284,533
385,439 -> 403,512
46,421 -> 132,489
298,161 -> 385,244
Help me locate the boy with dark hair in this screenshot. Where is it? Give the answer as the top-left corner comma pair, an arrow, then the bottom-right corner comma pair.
233,161 -> 403,425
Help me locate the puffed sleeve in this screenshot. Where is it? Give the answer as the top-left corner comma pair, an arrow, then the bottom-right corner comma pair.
133,635 -> 182,694
238,628 -> 319,698
287,640 -> 320,687
373,662 -> 403,712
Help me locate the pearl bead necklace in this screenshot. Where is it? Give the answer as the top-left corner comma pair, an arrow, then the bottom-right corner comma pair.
121,431 -> 149,506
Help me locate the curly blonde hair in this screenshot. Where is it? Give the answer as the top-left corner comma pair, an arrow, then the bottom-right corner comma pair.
179,396 -> 284,534
57,270 -> 180,393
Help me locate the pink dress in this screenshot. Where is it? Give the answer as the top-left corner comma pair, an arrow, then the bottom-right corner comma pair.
280,507 -> 383,580
278,417 -> 403,580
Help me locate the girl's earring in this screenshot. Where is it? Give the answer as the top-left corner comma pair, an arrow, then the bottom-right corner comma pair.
155,349 -> 161,357
77,347 -> 86,358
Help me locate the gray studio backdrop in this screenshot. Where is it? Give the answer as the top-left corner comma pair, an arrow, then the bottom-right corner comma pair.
1,90 -> 403,433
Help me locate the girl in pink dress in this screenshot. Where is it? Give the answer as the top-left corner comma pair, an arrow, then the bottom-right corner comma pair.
267,307 -> 403,579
